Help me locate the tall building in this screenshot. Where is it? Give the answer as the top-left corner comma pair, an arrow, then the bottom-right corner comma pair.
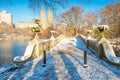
0,11 -> 12,24
18,8 -> 54,29
48,9 -> 53,27
40,8 -> 47,29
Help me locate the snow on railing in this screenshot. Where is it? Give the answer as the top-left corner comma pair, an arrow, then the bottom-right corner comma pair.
0,34 -> 66,74
79,25 -> 120,66
13,34 -> 66,65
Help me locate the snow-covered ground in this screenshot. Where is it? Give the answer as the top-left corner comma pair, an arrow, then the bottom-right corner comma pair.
0,37 -> 120,80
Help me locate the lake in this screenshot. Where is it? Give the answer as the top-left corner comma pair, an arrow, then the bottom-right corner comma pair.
0,40 -> 27,65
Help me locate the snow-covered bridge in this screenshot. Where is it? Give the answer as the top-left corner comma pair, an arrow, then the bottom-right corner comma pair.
0,37 -> 120,80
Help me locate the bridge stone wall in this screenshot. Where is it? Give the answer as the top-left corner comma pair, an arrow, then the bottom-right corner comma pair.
33,35 -> 66,58
77,35 -> 105,58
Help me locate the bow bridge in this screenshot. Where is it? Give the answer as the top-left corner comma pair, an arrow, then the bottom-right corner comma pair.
0,25 -> 120,80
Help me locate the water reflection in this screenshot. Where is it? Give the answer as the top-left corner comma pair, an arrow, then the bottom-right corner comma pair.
0,40 -> 27,65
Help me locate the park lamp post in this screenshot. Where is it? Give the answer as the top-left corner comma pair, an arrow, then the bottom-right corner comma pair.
32,19 -> 42,38
86,30 -> 92,38
50,30 -> 55,48
31,26 -> 40,38
97,25 -> 109,38
96,25 -> 109,46
50,30 -> 55,39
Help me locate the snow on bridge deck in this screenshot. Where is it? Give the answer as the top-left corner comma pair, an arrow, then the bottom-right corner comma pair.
0,38 -> 120,80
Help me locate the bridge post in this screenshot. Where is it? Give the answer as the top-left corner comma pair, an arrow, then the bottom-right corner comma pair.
43,50 -> 46,67
83,51 -> 88,68
87,40 -> 89,49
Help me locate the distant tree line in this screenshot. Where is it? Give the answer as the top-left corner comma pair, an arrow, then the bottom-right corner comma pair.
58,3 -> 120,38
0,0 -> 120,39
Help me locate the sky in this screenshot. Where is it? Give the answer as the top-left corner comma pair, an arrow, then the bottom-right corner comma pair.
0,0 -> 120,27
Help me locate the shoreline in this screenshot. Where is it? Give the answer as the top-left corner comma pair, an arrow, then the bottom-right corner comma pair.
0,37 -> 32,42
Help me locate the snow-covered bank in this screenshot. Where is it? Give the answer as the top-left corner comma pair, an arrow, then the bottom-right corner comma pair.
0,37 -> 120,80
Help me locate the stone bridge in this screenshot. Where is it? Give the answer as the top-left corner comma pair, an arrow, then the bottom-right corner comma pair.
0,36 -> 120,80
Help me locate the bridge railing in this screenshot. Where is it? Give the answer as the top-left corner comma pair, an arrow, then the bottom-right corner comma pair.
77,25 -> 120,66
42,34 -> 66,50
87,40 -> 98,53
78,35 -> 103,58
13,34 -> 66,66
33,34 -> 66,58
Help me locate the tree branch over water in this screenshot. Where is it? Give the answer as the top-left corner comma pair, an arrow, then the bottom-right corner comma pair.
28,0 -> 120,12
1,0 -> 120,14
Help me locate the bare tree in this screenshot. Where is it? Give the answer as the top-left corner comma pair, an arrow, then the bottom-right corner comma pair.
100,3 -> 120,38
28,0 -> 68,13
28,0 -> 95,13
60,6 -> 84,36
85,12 -> 97,29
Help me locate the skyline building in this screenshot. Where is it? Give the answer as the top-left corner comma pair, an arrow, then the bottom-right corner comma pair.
48,9 -> 54,28
40,8 -> 47,29
18,8 -> 54,29
0,11 -> 12,24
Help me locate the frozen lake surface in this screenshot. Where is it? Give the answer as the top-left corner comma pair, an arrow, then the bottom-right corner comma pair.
0,40 -> 27,64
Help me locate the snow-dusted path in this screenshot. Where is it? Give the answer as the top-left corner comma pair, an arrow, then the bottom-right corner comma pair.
0,37 -> 120,80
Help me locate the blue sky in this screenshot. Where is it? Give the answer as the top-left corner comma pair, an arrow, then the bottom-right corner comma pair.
0,0 -> 120,27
